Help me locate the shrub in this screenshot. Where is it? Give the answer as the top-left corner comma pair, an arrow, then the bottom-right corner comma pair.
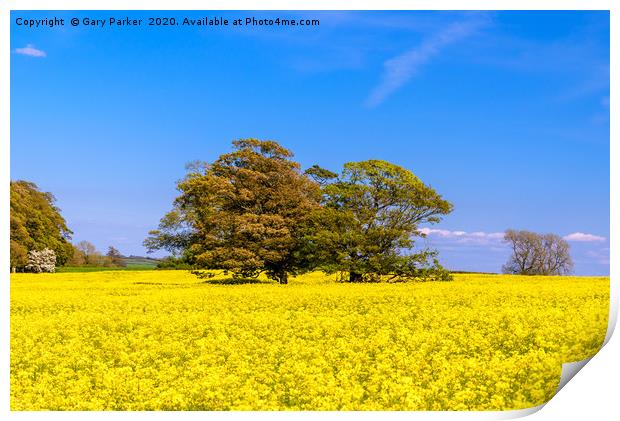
25,248 -> 56,273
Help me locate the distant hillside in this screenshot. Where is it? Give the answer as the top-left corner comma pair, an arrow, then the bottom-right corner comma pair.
122,256 -> 160,269
56,256 -> 161,272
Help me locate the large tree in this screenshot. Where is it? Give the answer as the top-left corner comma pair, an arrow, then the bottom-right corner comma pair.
304,160 -> 453,282
145,139 -> 321,283
10,180 -> 73,271
502,229 -> 573,275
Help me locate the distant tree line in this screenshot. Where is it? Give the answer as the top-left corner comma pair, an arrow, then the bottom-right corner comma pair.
144,139 -> 454,283
10,181 -> 126,272
10,180 -> 74,271
68,242 -> 127,268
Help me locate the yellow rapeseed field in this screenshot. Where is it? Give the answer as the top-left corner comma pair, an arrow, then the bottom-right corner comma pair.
10,271 -> 609,411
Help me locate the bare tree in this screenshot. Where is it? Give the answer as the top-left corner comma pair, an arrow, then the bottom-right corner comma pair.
502,229 -> 573,275
75,241 -> 99,265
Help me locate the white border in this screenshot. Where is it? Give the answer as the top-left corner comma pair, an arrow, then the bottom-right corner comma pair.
2,1 -> 617,419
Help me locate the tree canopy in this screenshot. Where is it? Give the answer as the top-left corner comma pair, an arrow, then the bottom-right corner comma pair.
304,160 -> 454,282
146,141 -> 454,283
145,139 -> 321,283
10,180 -> 73,270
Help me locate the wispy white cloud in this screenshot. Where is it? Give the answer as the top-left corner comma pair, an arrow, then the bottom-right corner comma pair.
563,232 -> 606,242
15,44 -> 46,58
555,63 -> 609,103
420,228 -> 504,245
365,17 -> 487,107
585,249 -> 609,266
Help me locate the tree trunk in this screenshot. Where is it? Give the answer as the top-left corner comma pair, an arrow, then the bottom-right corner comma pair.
349,272 -> 363,282
277,271 -> 288,284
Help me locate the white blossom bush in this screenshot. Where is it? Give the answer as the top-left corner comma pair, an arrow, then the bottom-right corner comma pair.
25,248 -> 56,273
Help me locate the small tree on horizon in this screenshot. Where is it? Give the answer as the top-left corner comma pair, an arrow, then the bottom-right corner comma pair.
75,241 -> 98,265
502,229 -> 573,275
107,246 -> 126,267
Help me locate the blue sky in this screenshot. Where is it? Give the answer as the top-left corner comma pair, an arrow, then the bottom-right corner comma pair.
11,11 -> 609,275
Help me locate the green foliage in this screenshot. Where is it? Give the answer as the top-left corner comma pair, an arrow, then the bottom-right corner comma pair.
10,180 -> 73,270
305,164 -> 338,186
143,210 -> 195,258
10,240 -> 28,272
303,160 -> 454,282
156,256 -> 194,270
146,142 -> 454,284
145,139 -> 321,283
